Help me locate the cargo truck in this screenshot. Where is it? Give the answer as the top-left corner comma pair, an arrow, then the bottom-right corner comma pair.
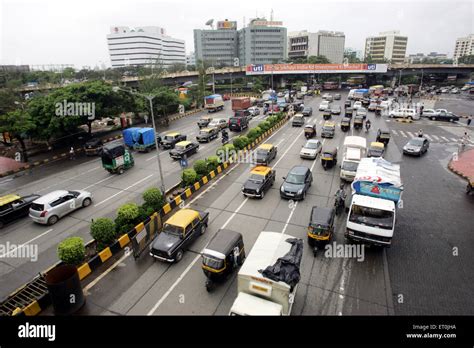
229,232 -> 303,316
340,136 -> 367,181
345,158 -> 403,247
232,97 -> 251,111
205,94 -> 224,113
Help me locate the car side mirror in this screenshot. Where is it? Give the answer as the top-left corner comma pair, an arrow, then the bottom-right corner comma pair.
282,177 -> 286,180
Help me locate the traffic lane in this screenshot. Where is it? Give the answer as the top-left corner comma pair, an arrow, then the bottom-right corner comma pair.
435,96 -> 473,118
385,139 -> 474,314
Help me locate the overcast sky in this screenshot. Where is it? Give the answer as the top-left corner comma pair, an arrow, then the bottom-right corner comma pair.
0,0 -> 472,68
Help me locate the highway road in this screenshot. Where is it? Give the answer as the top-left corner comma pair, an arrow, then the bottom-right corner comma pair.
2,91 -> 473,316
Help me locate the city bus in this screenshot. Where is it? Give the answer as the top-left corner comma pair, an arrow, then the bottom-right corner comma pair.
323,81 -> 339,90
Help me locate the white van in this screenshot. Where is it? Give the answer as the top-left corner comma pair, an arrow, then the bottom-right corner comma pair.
388,108 -> 419,120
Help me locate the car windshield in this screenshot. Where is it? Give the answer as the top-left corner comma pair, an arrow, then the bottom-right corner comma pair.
163,223 -> 183,236
286,172 -> 305,184
202,255 -> 224,270
256,149 -> 268,156
349,204 -> 394,229
342,161 -> 359,171
370,149 -> 384,156
305,142 -> 319,149
322,126 -> 334,132
164,136 -> 176,141
199,130 -> 209,136
249,174 -> 264,184
409,138 -> 424,146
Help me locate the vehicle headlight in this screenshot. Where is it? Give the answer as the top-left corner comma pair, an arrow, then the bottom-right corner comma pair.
280,186 -> 285,192
256,188 -> 260,193
297,189 -> 303,194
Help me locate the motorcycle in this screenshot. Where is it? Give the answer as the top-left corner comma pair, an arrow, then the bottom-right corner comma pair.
221,133 -> 229,145
365,122 -> 371,133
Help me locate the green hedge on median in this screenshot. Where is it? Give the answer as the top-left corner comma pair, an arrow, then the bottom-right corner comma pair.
58,237 -> 86,265
90,218 -> 116,251
182,168 -> 198,187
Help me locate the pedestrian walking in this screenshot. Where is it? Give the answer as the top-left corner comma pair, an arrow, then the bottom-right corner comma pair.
69,147 -> 75,160
420,105 -> 424,116
468,115 -> 472,126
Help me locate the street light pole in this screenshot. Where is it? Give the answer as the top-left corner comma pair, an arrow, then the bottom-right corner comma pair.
145,95 -> 166,194
230,71 -> 233,95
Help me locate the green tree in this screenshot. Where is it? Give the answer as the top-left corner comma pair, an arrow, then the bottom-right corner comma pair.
0,88 -> 20,115
142,187 -> 165,212
458,55 -> 474,64
307,55 -> 330,64
90,218 -> 116,250
251,77 -> 264,93
0,110 -> 35,160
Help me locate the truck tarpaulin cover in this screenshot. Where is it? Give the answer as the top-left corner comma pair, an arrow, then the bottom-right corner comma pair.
137,128 -> 155,145
122,127 -> 140,147
259,238 -> 303,289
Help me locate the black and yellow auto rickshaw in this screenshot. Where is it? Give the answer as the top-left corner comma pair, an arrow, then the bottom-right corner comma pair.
321,147 -> 337,170
376,129 -> 391,145
323,110 -> 332,120
307,206 -> 335,256
354,115 -> 364,130
201,229 -> 245,292
304,124 -> 317,139
345,107 -> 353,118
340,117 -> 351,132
344,100 -> 351,108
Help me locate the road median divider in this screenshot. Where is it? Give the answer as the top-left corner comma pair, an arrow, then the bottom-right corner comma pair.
1,111 -> 290,317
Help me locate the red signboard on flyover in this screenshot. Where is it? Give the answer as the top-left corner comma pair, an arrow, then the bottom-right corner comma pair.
246,63 -> 388,75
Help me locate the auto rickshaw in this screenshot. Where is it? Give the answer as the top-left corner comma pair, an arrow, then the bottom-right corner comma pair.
201,229 -> 245,292
376,129 -> 391,145
345,107 -> 353,118
323,110 -> 332,120
304,124 -> 317,138
344,100 -> 351,108
101,142 -> 134,174
307,206 -> 335,256
340,117 -> 351,132
375,106 -> 383,117
321,147 -> 337,170
367,141 -> 385,157
354,115 -> 364,130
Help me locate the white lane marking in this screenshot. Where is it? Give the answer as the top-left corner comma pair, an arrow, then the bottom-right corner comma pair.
147,197 -> 249,316
336,257 -> 351,316
37,166 -> 101,193
440,136 -> 450,142
424,134 -> 433,141
148,120 -> 302,315
0,229 -> 53,258
450,138 -> 457,142
84,252 -> 129,293
430,135 -> 440,141
80,175 -> 115,190
391,130 -> 399,136
406,131 -> 415,138
94,174 -> 154,207
399,131 -> 407,138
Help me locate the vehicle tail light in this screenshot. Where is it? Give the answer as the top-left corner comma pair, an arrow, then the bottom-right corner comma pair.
40,211 -> 47,217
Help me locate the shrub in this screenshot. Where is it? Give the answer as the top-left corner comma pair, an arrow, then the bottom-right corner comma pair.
216,144 -> 237,162
90,218 -> 116,250
258,121 -> 271,132
142,187 -> 165,212
233,136 -> 248,150
193,159 -> 209,176
138,205 -> 155,222
247,127 -> 263,142
115,203 -> 140,235
182,168 -> 197,186
58,237 -> 85,265
206,156 -> 220,172
266,116 -> 277,126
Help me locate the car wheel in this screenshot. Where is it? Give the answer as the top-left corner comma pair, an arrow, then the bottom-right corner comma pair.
82,198 -> 92,207
175,249 -> 184,263
302,191 -> 306,200
449,119 -> 454,122
48,215 -> 59,225
260,190 -> 265,199
431,117 -> 436,121
200,224 -> 207,235
118,167 -> 124,175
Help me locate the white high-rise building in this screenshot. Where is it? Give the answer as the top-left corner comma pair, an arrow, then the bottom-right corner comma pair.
107,26 -> 185,68
287,30 -> 345,63
365,31 -> 408,64
453,34 -> 474,61
186,52 -> 196,66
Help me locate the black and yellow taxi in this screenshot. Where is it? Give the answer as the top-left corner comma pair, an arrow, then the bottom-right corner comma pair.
367,142 -> 385,158
340,117 -> 351,132
150,209 -> 209,263
241,166 -> 275,199
0,194 -> 41,229
197,116 -> 213,129
160,132 -> 187,149
169,141 -> 199,160
196,127 -> 219,143
255,143 -> 277,165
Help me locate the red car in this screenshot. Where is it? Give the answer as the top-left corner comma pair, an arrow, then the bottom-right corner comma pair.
223,94 -> 231,101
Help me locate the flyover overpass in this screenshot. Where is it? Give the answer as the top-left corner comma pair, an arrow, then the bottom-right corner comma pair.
16,64 -> 474,93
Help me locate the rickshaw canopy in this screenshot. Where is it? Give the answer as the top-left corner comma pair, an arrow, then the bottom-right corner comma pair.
203,229 -> 243,260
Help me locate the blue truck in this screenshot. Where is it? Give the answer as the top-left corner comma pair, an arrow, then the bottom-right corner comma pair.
122,127 -> 157,152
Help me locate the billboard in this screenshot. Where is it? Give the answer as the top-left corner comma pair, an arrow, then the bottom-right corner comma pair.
246,63 -> 388,75
217,20 -> 237,29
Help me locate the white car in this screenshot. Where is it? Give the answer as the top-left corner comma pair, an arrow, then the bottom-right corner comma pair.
29,190 -> 92,225
300,139 -> 322,160
319,100 -> 331,111
247,106 -> 260,117
356,107 -> 367,118
353,101 -> 362,109
421,109 -> 439,118
451,88 -> 460,94
388,108 -> 419,120
208,118 -> 228,129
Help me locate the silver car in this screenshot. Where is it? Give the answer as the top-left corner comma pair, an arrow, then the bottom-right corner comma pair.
300,139 -> 322,159
29,190 -> 92,225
